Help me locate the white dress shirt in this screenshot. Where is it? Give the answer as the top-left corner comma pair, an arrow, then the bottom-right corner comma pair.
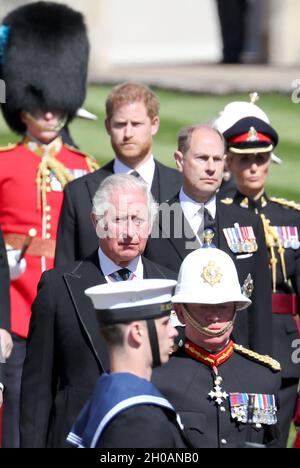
113,155 -> 155,187
179,188 -> 216,239
97,247 -> 144,282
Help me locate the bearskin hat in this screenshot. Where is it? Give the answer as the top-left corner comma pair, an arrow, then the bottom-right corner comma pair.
0,1 -> 89,134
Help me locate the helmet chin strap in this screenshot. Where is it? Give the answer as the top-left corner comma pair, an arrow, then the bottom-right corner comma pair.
24,112 -> 67,133
146,319 -> 161,368
182,304 -> 236,338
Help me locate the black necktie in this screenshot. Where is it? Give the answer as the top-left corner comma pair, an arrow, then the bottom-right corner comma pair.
117,268 -> 132,281
204,207 -> 215,231
130,170 -> 141,179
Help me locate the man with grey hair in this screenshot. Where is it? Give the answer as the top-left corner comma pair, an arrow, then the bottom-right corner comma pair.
20,174 -> 176,448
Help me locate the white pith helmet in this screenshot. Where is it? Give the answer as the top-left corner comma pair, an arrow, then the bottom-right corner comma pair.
172,248 -> 251,311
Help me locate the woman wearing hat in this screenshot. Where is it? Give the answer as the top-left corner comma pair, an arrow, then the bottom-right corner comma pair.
215,99 -> 300,446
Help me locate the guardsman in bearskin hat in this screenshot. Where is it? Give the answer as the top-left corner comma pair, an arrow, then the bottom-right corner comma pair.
214,94 -> 300,446
67,279 -> 191,448
153,243 -> 282,448
0,1 -> 98,447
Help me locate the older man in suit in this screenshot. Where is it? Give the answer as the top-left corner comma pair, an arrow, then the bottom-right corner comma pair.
20,174 -> 177,448
55,82 -> 182,266
144,124 -> 272,355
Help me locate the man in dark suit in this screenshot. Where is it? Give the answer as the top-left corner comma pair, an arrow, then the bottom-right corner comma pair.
20,174 -> 177,448
55,82 -> 182,266
144,125 -> 272,355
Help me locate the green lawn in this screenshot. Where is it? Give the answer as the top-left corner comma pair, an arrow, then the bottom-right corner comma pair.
1,85 -> 299,202
0,85 -> 298,447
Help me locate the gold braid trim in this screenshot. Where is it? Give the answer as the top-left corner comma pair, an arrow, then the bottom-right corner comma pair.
220,197 -> 233,205
64,144 -> 100,173
233,344 -> 281,372
270,197 -> 300,212
36,157 -> 75,210
260,214 -> 278,292
0,143 -> 17,152
85,157 -> 100,172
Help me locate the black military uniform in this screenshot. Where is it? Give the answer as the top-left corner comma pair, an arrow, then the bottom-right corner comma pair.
232,191 -> 300,444
0,228 -> 10,332
0,227 -> 10,389
153,339 -> 281,448
217,110 -> 300,445
144,194 -> 272,355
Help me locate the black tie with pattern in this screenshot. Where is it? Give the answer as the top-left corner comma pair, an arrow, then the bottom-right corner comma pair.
130,170 -> 141,179
204,207 -> 215,231
117,268 -> 131,281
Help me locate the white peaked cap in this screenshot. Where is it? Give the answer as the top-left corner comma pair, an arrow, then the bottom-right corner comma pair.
85,279 -> 177,324
213,100 -> 282,164
172,248 -> 251,311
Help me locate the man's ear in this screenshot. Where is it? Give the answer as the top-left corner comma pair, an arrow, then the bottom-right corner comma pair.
174,304 -> 186,324
128,321 -> 145,348
151,115 -> 160,137
90,213 -> 97,228
174,151 -> 184,172
105,118 -> 111,135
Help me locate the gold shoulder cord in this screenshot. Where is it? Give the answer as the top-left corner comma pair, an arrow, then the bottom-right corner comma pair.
270,197 -> 300,212
36,150 -> 99,211
36,158 -> 74,210
233,343 -> 281,372
260,214 -> 287,292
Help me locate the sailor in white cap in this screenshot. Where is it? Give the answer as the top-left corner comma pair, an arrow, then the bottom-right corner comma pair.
67,279 -> 190,448
215,93 -> 300,446
153,247 -> 282,448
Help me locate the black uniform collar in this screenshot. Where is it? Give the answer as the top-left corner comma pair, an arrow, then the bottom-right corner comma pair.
234,191 -> 268,212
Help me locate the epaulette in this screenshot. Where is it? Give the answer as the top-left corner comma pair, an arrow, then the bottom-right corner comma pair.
0,143 -> 17,152
220,197 -> 233,205
233,343 -> 281,372
270,197 -> 300,212
64,144 -> 100,171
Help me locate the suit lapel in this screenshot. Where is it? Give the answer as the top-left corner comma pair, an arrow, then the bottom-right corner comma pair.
143,257 -> 169,279
63,252 -> 109,371
151,162 -> 161,203
161,195 -> 199,261
85,160 -> 114,202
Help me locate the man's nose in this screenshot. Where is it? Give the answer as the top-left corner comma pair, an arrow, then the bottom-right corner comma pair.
44,112 -> 54,121
124,123 -> 134,138
206,157 -> 216,172
123,218 -> 136,238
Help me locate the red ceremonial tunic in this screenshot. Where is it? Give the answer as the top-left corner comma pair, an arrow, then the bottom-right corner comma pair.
0,138 -> 98,338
